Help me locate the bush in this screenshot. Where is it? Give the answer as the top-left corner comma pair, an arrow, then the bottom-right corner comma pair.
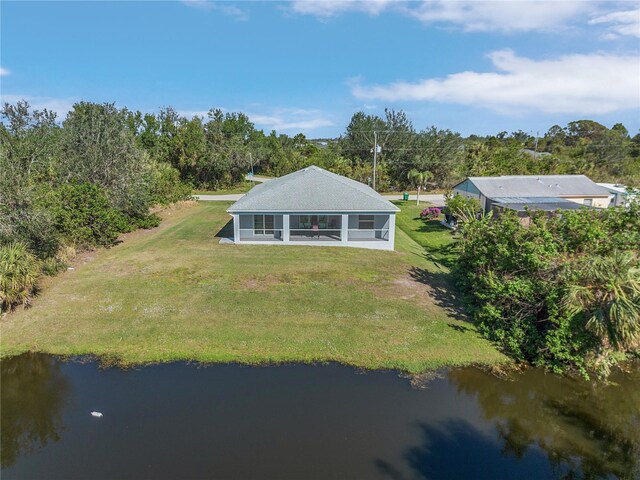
0,186 -> 60,259
39,183 -> 131,247
454,209 -> 640,378
41,257 -> 67,276
148,161 -> 192,205
129,213 -> 161,230
0,242 -> 41,312
420,207 -> 442,220
444,192 -> 481,224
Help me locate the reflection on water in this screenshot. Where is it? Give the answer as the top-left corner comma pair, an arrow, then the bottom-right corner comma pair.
1,354 -> 70,468
450,367 -> 640,479
0,354 -> 637,480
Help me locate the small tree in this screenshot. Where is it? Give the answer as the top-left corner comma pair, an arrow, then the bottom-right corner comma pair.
407,169 -> 432,205
0,242 -> 41,312
444,192 -> 481,225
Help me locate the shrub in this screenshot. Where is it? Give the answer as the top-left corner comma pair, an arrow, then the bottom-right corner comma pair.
148,161 -> 192,205
420,207 -> 442,220
0,242 -> 41,312
444,192 -> 481,224
454,208 -> 640,378
129,213 -> 161,230
39,183 -> 131,247
41,257 -> 67,276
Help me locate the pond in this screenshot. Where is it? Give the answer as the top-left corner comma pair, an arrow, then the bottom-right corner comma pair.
1,354 -> 638,479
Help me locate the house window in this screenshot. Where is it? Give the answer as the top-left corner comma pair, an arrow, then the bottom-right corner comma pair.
358,215 -> 375,230
254,215 -> 274,235
583,198 -> 593,206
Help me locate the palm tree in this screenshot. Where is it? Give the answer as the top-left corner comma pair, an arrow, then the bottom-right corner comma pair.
562,250 -> 640,351
0,242 -> 41,312
407,169 -> 432,205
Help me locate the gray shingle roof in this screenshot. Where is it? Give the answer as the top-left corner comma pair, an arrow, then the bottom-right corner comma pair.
461,175 -> 610,199
227,166 -> 399,213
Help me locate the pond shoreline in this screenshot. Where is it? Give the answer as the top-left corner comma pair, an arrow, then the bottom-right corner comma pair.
0,348 -> 511,375
2,353 -> 638,480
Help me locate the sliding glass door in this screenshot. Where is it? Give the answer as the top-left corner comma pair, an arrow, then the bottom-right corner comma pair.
289,215 -> 341,240
253,215 -> 274,235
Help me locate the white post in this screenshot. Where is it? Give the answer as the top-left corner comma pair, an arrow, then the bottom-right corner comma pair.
283,214 -> 290,243
388,214 -> 396,250
373,131 -> 378,191
233,214 -> 240,243
341,214 -> 349,243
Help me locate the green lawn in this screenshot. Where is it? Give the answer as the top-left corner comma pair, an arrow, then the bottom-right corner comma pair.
0,202 -> 505,372
394,201 -> 457,270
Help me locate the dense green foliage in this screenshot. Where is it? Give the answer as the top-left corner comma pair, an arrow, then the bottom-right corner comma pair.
443,193 -> 481,224
52,105 -> 640,193
0,101 -> 192,309
0,243 -> 41,312
453,200 -> 640,377
38,183 -> 131,247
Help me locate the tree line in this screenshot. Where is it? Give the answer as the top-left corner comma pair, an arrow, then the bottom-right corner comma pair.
126,107 -> 640,191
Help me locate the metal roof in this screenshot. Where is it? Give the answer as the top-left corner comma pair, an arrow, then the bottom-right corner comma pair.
597,183 -> 629,195
227,166 -> 400,213
491,196 -> 588,212
458,175 -> 610,199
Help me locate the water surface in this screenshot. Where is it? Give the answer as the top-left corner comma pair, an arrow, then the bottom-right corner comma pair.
1,354 -> 638,479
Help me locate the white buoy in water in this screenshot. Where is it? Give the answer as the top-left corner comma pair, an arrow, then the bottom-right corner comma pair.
91,411 -> 103,418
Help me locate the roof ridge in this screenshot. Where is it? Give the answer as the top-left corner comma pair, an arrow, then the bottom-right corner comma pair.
313,166 -> 388,204
227,165 -> 399,213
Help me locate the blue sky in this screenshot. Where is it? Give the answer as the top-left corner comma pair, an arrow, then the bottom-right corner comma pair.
1,1 -> 639,137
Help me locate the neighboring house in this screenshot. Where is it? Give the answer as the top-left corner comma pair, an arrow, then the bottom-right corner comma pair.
520,149 -> 551,158
597,183 -> 633,207
227,165 -> 399,251
453,175 -> 612,216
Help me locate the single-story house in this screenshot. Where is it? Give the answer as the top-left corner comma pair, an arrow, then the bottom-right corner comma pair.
597,183 -> 633,207
227,165 -> 399,251
452,175 -> 612,215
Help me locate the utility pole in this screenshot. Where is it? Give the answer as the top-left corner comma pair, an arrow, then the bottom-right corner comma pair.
249,152 -> 254,186
373,131 -> 378,191
533,131 -> 539,160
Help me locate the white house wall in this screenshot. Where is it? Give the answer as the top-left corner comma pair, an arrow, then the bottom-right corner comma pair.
561,196 -> 610,209
233,213 -> 396,251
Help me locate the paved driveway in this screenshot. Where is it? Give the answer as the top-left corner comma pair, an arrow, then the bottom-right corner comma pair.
382,194 -> 445,206
195,194 -> 245,201
195,192 -> 445,205
195,173 -> 445,205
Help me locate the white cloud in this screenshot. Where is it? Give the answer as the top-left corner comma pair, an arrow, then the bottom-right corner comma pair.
181,0 -> 210,9
289,1 -> 640,36
350,50 -> 640,115
247,108 -> 334,132
401,1 -> 591,33
589,8 -> 640,39
0,67 -> 10,76
0,94 -> 77,119
177,109 -> 212,119
290,0 -> 395,18
176,106 -> 334,133
181,0 -> 248,20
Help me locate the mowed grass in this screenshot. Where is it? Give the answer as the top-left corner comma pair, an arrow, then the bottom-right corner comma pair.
394,201 -> 457,270
0,202 -> 505,372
